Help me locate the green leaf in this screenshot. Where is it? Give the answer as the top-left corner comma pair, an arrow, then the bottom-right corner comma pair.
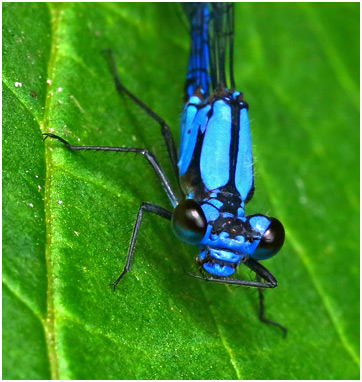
3,3 -> 359,379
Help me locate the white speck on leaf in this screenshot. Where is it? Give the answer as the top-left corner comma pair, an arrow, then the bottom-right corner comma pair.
29,203 -> 34,208
58,200 -> 63,204
14,82 -> 22,87
47,79 -> 52,85
74,231 -> 79,237
296,177 -> 308,205
58,87 -> 62,92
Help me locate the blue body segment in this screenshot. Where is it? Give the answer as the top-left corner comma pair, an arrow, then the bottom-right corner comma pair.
200,100 -> 231,190
184,4 -> 211,99
178,4 -> 279,278
235,108 -> 253,201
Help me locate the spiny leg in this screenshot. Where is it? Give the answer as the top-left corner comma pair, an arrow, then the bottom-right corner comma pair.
243,257 -> 278,287
256,275 -> 288,337
111,202 -> 172,289
243,258 -> 287,335
187,257 -> 287,335
103,49 -> 179,179
43,133 -> 179,207
184,272 -> 277,288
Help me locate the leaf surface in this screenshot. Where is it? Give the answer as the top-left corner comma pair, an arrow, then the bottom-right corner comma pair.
3,3 -> 359,379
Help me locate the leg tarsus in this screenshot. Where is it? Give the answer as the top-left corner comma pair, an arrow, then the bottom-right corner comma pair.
110,269 -> 127,290
42,133 -> 71,147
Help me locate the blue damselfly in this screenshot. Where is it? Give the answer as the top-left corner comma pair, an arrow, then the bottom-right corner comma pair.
44,3 -> 286,335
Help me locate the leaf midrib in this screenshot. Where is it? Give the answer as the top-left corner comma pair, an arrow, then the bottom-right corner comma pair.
42,3 -> 63,380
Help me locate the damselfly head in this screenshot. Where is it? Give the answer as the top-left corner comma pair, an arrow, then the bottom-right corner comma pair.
200,213 -> 285,261
172,198 -> 285,261
194,213 -> 285,278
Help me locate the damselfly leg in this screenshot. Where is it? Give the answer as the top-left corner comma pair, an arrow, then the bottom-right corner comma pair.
102,49 -> 179,179
44,47 -> 183,288
257,276 -> 288,337
187,257 -> 278,288
42,133 -> 178,207
111,202 -> 172,289
42,133 -> 176,287
186,258 -> 286,336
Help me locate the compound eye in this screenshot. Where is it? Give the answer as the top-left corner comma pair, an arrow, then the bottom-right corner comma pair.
172,199 -> 207,245
259,217 -> 285,253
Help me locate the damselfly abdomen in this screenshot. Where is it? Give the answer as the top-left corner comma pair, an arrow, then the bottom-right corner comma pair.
44,3 -> 286,335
